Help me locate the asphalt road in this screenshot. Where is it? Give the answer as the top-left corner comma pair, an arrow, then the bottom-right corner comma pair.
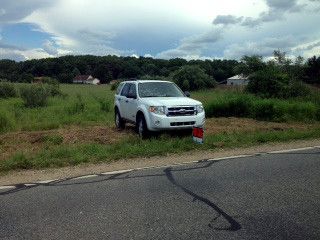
1,148 -> 320,240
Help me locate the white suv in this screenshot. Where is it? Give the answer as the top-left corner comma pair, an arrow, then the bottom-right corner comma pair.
114,80 -> 205,138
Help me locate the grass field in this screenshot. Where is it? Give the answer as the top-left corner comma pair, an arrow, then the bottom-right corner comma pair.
0,83 -> 320,173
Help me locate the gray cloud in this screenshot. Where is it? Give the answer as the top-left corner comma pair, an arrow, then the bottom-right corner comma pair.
156,28 -> 222,59
224,36 -> 298,59
0,48 -> 26,61
295,41 -> 320,51
213,0 -> 308,28
213,15 -> 243,26
77,29 -> 116,44
0,42 -> 25,51
42,40 -> 58,55
0,0 -> 52,24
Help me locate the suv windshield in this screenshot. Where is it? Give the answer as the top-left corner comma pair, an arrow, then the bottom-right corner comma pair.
138,82 -> 185,98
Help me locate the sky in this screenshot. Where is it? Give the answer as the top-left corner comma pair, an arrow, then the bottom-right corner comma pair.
0,0 -> 320,61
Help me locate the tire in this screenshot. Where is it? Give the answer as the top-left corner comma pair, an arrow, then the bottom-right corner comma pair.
136,114 -> 149,139
115,109 -> 125,129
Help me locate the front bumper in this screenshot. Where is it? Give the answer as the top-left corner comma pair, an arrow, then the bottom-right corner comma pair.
147,112 -> 205,131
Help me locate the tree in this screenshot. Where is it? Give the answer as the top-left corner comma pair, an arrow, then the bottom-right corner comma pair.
305,56 -> 320,84
93,64 -> 112,84
171,65 -> 217,91
234,55 -> 265,76
247,67 -> 309,99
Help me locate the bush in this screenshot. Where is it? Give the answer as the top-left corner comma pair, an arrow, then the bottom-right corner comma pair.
96,97 -> 111,112
19,84 -> 49,108
252,100 -> 277,121
0,111 -> 13,133
205,95 -> 252,118
111,82 -> 120,91
205,93 -> 319,122
0,81 -> 17,98
247,68 -> 310,99
171,65 -> 217,91
67,94 -> 85,114
44,83 -> 62,97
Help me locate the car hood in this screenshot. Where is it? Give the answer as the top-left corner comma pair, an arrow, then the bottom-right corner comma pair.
141,97 -> 202,107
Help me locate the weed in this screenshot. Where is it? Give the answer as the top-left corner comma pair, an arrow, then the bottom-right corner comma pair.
19,84 -> 49,108
0,81 -> 17,98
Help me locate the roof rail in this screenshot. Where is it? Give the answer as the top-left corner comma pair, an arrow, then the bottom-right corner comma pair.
124,78 -> 137,81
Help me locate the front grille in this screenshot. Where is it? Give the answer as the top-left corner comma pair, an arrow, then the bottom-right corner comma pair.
170,121 -> 196,127
167,106 -> 196,117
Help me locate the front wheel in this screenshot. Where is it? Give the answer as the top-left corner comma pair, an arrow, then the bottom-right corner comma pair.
115,109 -> 125,129
136,115 -> 149,139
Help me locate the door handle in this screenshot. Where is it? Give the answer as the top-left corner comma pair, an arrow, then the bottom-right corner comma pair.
125,100 -> 129,103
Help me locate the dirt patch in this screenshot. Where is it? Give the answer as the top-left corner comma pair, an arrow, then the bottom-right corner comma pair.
0,125 -> 133,161
204,118 -> 313,135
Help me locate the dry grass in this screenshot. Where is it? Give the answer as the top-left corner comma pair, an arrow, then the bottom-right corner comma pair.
1,118 -> 317,162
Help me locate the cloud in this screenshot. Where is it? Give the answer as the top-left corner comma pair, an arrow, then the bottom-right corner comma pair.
213,0 -> 310,28
42,40 -> 58,55
0,49 -> 26,61
224,36 -> 298,59
0,0 -> 52,24
213,15 -> 243,26
156,28 -> 222,59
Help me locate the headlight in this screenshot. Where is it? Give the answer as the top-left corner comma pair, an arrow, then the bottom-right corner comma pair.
196,105 -> 204,113
149,106 -> 166,115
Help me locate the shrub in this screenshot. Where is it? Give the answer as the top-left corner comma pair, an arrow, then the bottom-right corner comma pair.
67,94 -> 85,114
96,97 -> 111,112
205,93 -> 319,122
19,84 -> 49,108
44,83 -> 62,97
205,95 -> 252,118
247,68 -> 310,99
111,81 -> 120,91
171,65 -> 217,91
0,111 -> 13,133
0,81 -> 17,98
252,100 -> 277,121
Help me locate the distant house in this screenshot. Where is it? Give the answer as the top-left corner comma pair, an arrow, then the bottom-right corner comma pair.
227,74 -> 249,86
73,75 -> 100,85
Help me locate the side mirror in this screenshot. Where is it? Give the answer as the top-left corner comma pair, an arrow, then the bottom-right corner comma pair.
184,91 -> 191,97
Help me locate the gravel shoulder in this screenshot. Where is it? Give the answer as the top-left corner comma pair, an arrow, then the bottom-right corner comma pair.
1,138 -> 319,186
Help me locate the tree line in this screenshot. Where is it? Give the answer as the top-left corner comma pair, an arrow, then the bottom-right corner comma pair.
0,53 -> 319,87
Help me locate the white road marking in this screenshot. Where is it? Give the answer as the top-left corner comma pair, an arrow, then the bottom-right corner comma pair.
101,169 -> 133,175
207,154 -> 254,162
36,179 -> 59,184
269,147 -> 315,154
0,186 -> 16,190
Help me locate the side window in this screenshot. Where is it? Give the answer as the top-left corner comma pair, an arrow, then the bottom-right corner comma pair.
120,83 -> 130,96
128,84 -> 137,98
116,82 -> 124,95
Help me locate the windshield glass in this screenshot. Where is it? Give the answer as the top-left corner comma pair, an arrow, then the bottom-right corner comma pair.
138,82 -> 185,98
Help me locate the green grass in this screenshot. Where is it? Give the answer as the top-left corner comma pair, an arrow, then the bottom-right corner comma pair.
1,127 -> 320,172
0,84 -> 319,134
198,89 -> 320,122
0,84 -> 114,132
